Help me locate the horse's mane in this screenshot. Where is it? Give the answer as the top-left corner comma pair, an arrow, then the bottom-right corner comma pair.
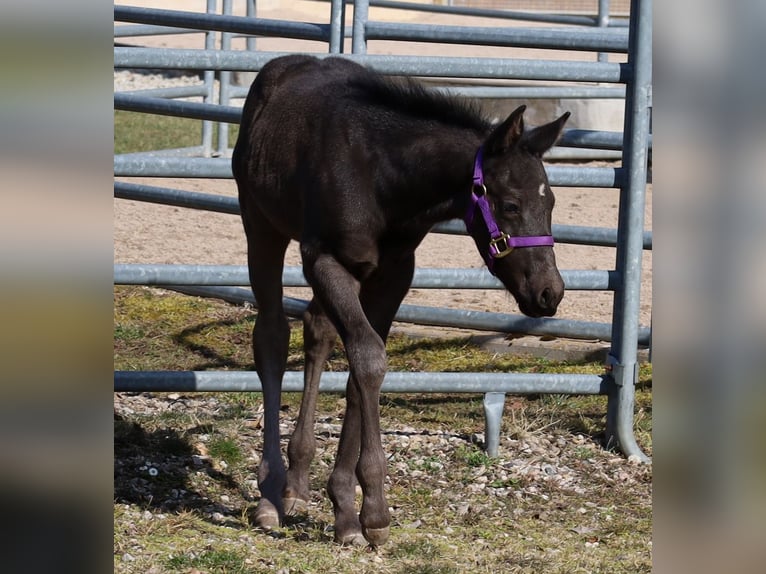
348,72 -> 489,133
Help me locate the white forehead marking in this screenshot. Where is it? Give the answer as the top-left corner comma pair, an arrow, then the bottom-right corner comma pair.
538,182 -> 546,197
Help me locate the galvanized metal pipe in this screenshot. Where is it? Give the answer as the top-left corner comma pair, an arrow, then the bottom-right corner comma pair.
113,181 -> 652,249
116,86 -> 209,100
114,5 -> 330,42
113,48 -> 628,84
114,24 -> 200,37
332,0 -> 629,27
113,263 -> 618,291
114,369 -> 608,395
114,93 -> 241,123
115,94 -> 648,153
113,155 -> 626,187
217,0 -> 234,156
364,22 -> 629,53
329,0 -> 346,53
202,0 -> 217,157
430,85 -> 626,100
114,181 -> 240,214
606,0 -> 652,463
162,285 -> 651,345
352,0 -> 369,53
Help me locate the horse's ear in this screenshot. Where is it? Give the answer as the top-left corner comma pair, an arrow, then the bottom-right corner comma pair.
484,105 -> 526,155
521,111 -> 571,157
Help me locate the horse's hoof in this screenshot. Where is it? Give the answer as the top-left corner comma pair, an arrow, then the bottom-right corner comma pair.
252,506 -> 281,530
335,530 -> 367,546
283,497 -> 308,516
362,526 -> 390,547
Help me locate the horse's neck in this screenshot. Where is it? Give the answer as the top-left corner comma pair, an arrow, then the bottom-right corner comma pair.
403,131 -> 483,227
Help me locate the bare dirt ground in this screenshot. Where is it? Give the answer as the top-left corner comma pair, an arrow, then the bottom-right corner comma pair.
114,0 -> 652,349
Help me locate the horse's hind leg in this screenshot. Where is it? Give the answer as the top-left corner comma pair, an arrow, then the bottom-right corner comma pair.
242,209 -> 291,529
283,298 -> 337,515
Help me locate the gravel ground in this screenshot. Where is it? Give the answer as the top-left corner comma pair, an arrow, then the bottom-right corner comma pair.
114,390 -> 651,562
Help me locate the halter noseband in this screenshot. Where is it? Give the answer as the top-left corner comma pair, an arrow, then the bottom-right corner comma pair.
463,146 -> 554,275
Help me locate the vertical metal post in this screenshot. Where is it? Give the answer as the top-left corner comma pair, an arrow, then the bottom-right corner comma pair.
606,0 -> 651,462
352,0 -> 369,54
597,0 -> 610,62
329,0 -> 346,53
483,392 -> 505,457
246,0 -> 256,53
202,0 -> 217,157
218,0 -> 233,156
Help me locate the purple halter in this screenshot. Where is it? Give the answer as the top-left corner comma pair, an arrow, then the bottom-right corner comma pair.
464,146 -> 554,275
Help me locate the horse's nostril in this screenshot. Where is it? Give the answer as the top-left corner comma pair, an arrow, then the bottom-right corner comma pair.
540,287 -> 553,307
539,286 -> 562,311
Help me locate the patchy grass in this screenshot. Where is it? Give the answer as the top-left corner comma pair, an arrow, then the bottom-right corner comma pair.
114,286 -> 652,573
114,110 -> 239,154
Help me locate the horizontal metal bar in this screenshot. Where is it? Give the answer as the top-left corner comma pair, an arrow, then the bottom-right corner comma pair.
157,286 -> 651,345
113,182 -> 651,249
226,83 -> 627,101
559,129 -> 619,151
114,181 -> 240,214
553,224 -> 652,249
325,0 -> 628,27
116,95 -> 650,154
115,369 -> 608,394
114,93 -> 241,123
116,85 -> 209,100
114,263 -> 618,291
114,5 -> 329,42
431,85 -> 626,99
114,48 -> 629,84
432,219 -> 652,249
114,24 -> 202,37
364,22 -> 628,53
113,155 -> 625,187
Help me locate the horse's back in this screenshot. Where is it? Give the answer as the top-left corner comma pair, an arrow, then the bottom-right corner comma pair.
233,56 -> 379,240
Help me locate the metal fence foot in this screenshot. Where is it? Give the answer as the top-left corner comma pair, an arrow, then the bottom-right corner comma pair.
606,359 -> 650,463
483,392 -> 506,457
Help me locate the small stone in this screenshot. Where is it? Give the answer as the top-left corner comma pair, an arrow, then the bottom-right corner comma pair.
543,464 -> 557,475
405,519 -> 422,529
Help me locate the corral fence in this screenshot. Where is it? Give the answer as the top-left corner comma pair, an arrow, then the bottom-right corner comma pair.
113,0 -> 652,461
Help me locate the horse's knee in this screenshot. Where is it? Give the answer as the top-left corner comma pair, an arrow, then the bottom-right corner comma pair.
347,333 -> 386,385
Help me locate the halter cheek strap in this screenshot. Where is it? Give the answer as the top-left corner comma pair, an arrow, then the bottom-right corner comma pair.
464,146 -> 554,275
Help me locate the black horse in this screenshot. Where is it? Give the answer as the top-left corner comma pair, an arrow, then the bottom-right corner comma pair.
232,55 -> 569,546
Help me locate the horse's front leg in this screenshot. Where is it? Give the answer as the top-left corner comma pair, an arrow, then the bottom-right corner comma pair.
302,249 -> 391,546
283,298 -> 337,516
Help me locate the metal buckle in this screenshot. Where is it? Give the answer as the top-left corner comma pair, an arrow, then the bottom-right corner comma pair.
489,233 -> 514,258
472,183 -> 487,197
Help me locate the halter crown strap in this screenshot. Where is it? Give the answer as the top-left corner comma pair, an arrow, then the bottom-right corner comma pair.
464,146 -> 554,274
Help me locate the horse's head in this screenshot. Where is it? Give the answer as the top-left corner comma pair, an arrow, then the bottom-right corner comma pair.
466,105 -> 570,318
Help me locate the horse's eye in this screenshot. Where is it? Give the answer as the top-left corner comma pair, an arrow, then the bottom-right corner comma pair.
502,201 -> 520,214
